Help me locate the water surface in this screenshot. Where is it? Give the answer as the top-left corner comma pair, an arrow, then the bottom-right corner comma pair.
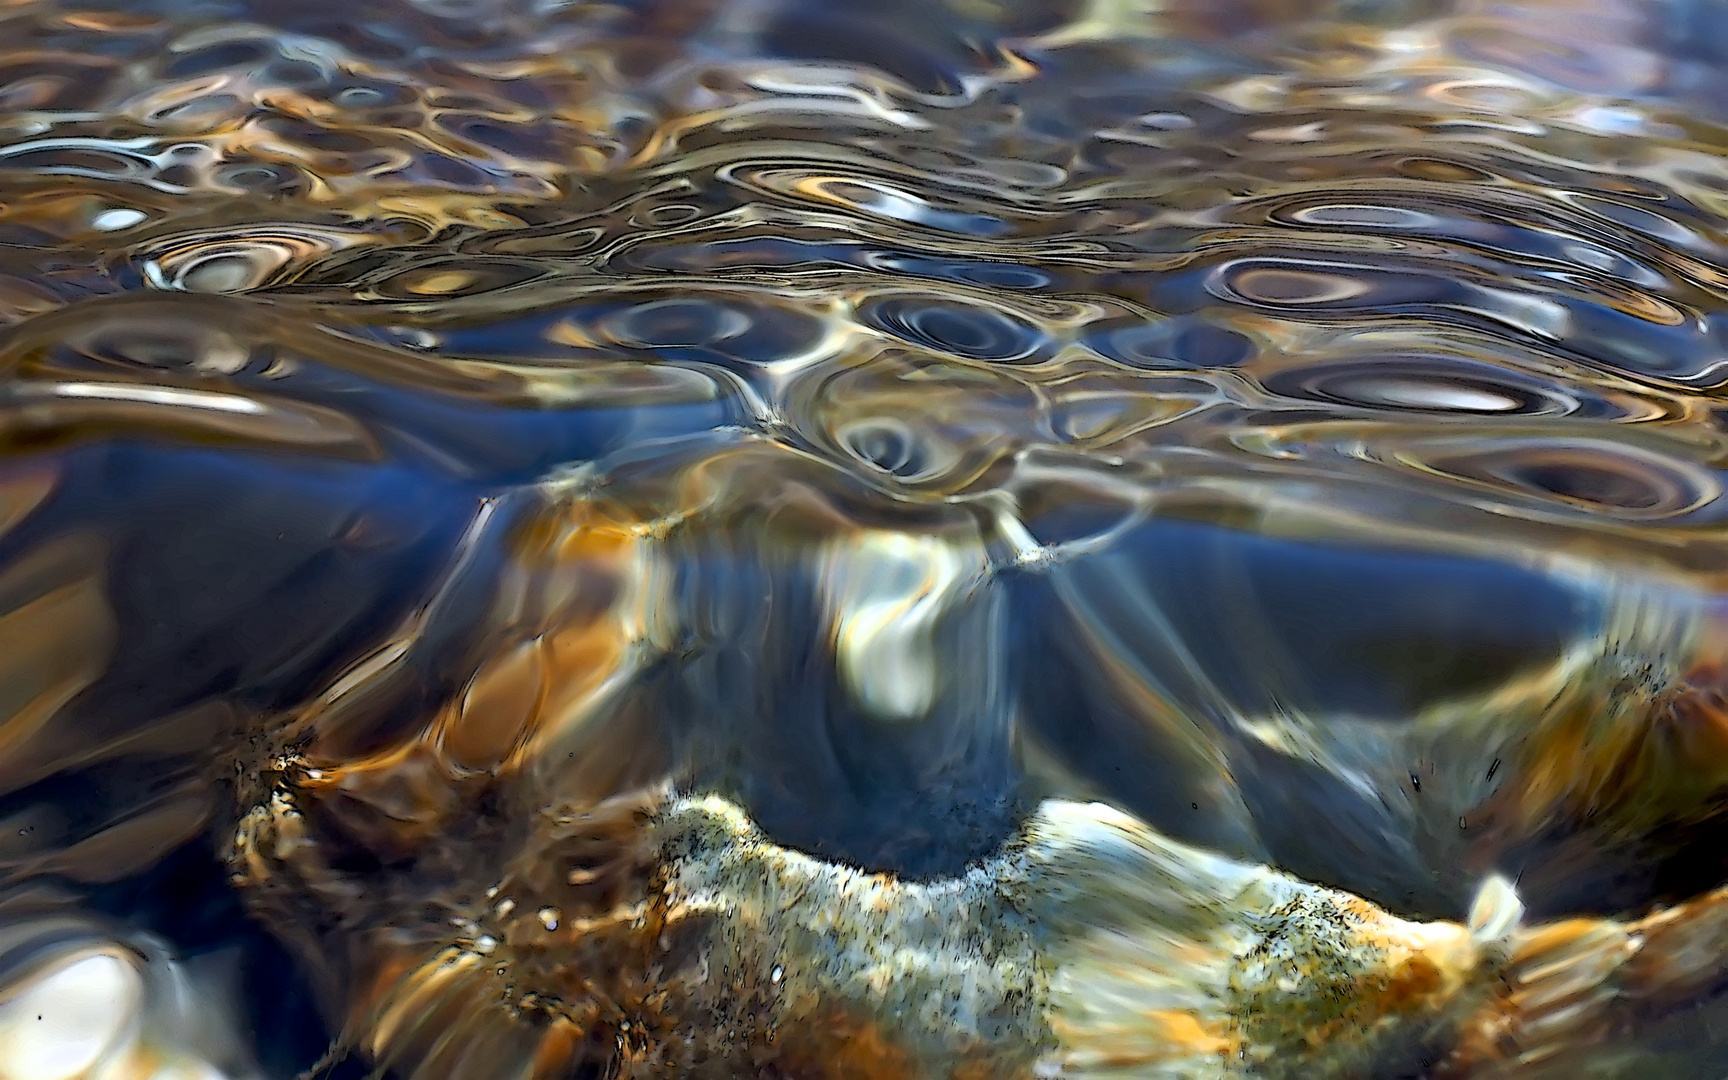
4,0 -> 1728,1077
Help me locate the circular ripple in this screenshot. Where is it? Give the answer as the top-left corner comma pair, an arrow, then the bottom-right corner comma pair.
794,352 -> 1038,492
1210,257 -> 1459,311
860,297 -> 1044,363
139,227 -> 377,294
836,416 -> 938,480
1285,203 -> 1440,229
1262,357 -> 1579,416
1088,317 -> 1256,370
597,294 -> 827,367
1412,439 -> 1719,518
606,298 -> 752,348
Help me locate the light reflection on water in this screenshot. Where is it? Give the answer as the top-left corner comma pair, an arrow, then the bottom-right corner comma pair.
5,0 -> 1728,1076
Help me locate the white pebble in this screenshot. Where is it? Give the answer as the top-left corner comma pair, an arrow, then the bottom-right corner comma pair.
0,950 -> 142,1080
91,208 -> 146,232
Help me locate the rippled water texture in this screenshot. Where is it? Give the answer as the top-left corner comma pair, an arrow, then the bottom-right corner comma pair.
13,0 -> 1728,1077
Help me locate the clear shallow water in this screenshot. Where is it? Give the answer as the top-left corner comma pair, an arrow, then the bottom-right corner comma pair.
7,0 -> 1728,1077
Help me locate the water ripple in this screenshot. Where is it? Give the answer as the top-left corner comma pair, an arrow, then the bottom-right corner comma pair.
7,1 -> 1728,1077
